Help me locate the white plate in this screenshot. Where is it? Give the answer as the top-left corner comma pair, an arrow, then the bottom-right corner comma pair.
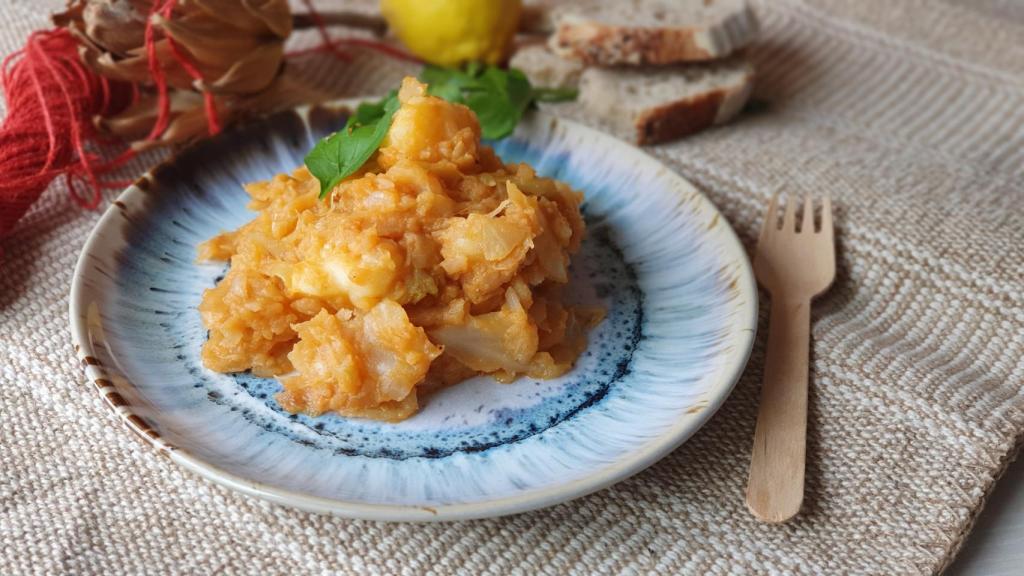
70,102 -> 757,520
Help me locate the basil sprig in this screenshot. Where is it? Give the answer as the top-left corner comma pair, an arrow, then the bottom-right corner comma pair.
304,65 -> 577,198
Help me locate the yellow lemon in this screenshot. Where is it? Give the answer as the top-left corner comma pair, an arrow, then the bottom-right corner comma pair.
381,0 -> 522,67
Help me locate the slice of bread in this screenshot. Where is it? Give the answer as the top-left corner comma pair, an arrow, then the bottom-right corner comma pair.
509,44 -> 585,89
549,0 -> 758,65
578,57 -> 754,145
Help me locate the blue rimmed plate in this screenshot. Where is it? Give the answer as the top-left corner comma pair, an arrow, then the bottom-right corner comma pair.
69,102 -> 757,521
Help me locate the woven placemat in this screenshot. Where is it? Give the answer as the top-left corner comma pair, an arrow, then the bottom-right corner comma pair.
2,0 -> 1022,573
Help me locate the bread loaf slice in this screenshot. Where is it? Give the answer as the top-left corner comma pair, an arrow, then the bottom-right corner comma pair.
549,0 -> 758,65
578,57 -> 754,145
509,44 -> 585,89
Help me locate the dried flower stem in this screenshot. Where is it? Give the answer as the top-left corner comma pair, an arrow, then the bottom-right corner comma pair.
292,11 -> 388,37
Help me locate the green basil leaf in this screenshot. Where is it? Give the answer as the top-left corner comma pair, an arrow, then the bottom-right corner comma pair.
464,61 -> 484,78
530,86 -> 579,102
422,65 -> 474,103
464,66 -> 532,139
307,64 -> 579,201
305,93 -> 400,199
426,81 -> 465,104
420,65 -> 456,86
346,90 -> 397,129
505,67 -> 534,117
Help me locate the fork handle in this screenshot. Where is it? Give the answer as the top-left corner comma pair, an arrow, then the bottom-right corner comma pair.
746,295 -> 811,523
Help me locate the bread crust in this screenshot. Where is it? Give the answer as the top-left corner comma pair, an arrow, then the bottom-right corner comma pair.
629,65 -> 754,145
551,23 -> 716,65
634,90 -> 723,145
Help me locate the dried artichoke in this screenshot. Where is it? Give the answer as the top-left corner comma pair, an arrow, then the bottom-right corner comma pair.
54,0 -> 313,149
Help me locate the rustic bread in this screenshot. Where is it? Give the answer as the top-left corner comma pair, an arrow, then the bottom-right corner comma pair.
509,44 -> 585,89
549,0 -> 758,65
578,57 -> 754,145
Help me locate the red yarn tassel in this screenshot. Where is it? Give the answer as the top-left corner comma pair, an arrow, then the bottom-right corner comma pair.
0,1 -> 415,242
0,28 -> 134,239
0,0 -> 219,242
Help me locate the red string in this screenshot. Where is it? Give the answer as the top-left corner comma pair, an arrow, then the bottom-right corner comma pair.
0,28 -> 134,239
330,37 -> 423,64
288,0 -> 421,64
155,0 -> 221,134
286,37 -> 421,64
294,0 -> 352,62
143,0 -> 222,139
143,0 -> 170,140
0,0 -> 415,242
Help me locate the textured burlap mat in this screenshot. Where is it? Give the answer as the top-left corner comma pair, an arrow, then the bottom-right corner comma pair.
3,1 -> 1022,574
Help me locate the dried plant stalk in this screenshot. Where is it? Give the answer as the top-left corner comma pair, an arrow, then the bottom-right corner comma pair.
53,0 -> 398,150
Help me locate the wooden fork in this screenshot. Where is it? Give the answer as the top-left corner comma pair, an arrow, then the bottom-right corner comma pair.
746,195 -> 835,523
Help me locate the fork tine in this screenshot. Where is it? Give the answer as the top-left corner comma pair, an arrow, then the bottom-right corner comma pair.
820,196 -> 833,238
758,194 -> 779,243
801,196 -> 814,233
782,195 -> 797,231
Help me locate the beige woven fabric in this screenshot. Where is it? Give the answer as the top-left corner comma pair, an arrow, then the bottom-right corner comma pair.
3,0 -> 1023,574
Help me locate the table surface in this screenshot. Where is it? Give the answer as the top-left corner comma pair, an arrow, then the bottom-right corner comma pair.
947,455 -> 1024,575
2,1 -> 1022,574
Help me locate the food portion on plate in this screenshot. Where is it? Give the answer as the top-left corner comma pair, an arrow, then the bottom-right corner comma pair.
197,77 -> 603,422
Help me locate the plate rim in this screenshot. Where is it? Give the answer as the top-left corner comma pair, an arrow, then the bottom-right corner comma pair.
69,101 -> 758,521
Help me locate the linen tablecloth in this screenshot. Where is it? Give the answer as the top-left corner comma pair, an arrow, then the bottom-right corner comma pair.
2,0 -> 1022,574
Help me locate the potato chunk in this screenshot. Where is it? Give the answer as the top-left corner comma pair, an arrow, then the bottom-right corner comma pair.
379,77 -> 481,171
277,302 -> 442,421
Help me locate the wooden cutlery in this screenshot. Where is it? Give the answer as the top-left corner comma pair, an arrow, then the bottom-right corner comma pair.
746,195 -> 835,523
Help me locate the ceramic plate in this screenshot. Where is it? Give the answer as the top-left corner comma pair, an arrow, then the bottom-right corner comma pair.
70,102 -> 757,521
